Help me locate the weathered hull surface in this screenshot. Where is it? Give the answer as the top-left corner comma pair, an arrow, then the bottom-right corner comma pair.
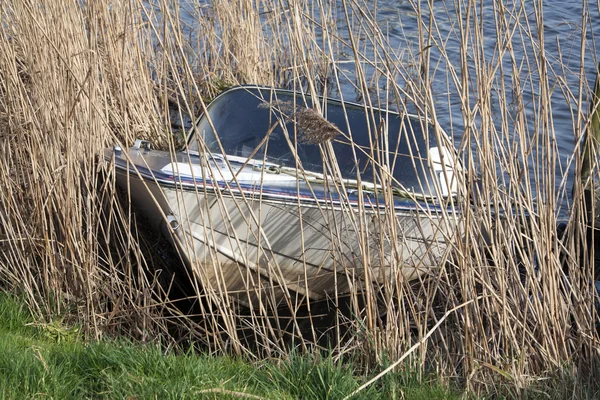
112,159 -> 459,309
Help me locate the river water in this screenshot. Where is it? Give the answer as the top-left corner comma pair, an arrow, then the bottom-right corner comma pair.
165,0 -> 600,212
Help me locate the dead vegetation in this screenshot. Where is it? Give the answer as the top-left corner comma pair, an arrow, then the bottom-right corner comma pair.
0,0 -> 599,397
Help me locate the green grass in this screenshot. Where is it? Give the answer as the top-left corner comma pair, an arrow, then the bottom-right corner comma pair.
2,291 -> 597,399
0,292 -> 459,399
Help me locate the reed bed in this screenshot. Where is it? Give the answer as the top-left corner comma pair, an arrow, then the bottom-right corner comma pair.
0,0 -> 598,397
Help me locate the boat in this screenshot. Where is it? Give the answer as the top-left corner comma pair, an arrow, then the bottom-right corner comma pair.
104,85 -> 461,310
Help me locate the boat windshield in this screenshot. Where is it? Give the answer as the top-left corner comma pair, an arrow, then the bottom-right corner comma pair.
187,86 -> 446,197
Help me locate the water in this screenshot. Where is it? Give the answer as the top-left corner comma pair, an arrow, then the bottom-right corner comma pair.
166,0 -> 600,213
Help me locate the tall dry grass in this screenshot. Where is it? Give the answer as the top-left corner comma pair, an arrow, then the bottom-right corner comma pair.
0,0 -> 599,396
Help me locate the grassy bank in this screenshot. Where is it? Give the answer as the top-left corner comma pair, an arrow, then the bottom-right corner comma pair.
0,292 -> 457,399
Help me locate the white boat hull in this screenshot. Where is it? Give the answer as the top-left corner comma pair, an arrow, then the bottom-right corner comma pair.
106,85 -> 463,309
120,169 -> 459,309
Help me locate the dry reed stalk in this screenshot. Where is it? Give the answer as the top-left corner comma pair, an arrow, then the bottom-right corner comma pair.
0,0 -> 179,343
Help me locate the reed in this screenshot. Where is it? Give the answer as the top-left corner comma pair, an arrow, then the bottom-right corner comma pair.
0,0 -> 598,397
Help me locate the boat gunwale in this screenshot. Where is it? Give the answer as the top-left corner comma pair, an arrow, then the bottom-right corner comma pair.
109,154 -> 459,214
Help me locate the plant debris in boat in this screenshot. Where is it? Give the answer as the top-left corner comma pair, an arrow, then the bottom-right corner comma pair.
261,100 -> 340,145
